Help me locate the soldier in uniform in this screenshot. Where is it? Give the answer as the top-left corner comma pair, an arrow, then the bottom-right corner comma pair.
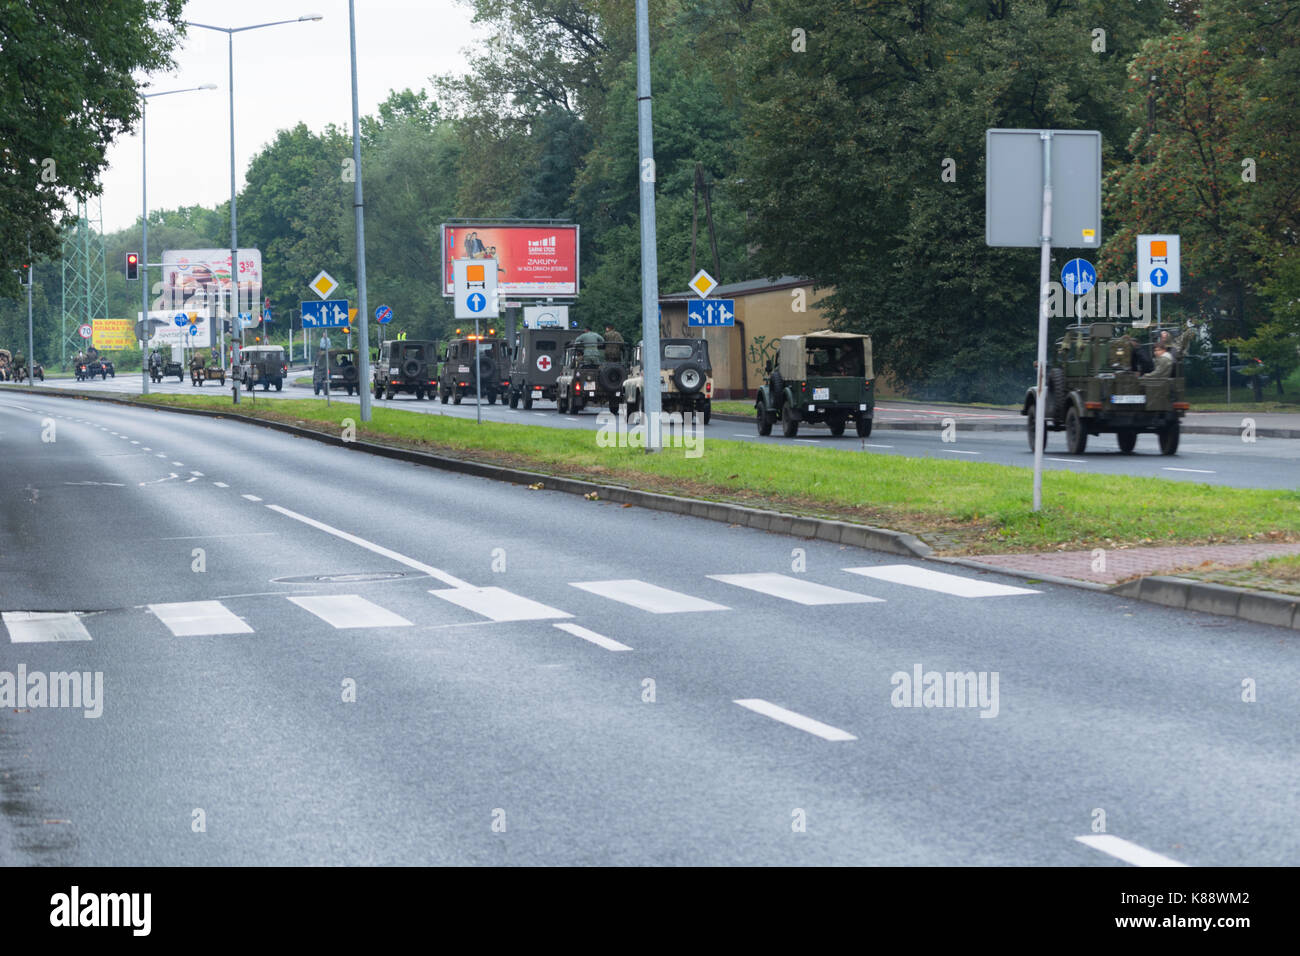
573,328 -> 604,365
602,323 -> 624,362
1144,343 -> 1174,378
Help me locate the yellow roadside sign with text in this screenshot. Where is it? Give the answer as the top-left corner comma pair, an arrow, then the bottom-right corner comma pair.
92,319 -> 135,350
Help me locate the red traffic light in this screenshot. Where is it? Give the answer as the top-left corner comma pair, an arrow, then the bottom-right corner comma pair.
126,253 -> 139,280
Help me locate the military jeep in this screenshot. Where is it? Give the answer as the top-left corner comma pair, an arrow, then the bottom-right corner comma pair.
438,335 -> 510,404
236,345 -> 284,391
554,340 -> 630,414
1021,322 -> 1187,455
754,331 -> 875,437
313,348 -> 361,395
506,328 -> 574,409
374,339 -> 438,400
622,337 -> 713,424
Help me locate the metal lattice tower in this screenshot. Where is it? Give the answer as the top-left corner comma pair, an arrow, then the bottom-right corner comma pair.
60,197 -> 109,364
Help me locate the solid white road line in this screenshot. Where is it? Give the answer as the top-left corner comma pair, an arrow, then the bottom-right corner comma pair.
1163,467 -> 1215,474
1046,457 -> 1087,463
553,622 -> 632,651
570,579 -> 729,613
733,699 -> 857,741
288,595 -> 412,629
1075,834 -> 1189,867
941,449 -> 981,455
242,494 -> 262,501
266,504 -> 472,588
865,443 -> 893,448
2,611 -> 92,643
430,586 -> 572,621
708,572 -> 883,606
844,564 -> 1040,597
149,601 -> 254,636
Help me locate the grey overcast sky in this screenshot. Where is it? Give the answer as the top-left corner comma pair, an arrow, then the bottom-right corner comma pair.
98,0 -> 485,233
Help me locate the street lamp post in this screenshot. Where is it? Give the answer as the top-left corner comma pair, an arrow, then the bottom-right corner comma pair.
348,0 -> 373,422
186,14 -> 322,404
140,84 -> 217,396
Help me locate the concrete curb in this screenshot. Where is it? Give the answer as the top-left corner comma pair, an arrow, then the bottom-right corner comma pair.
1110,575 -> 1300,630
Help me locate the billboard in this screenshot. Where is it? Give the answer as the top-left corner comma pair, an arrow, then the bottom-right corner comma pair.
440,224 -> 578,297
159,249 -> 262,317
138,310 -> 212,349
91,319 -> 135,350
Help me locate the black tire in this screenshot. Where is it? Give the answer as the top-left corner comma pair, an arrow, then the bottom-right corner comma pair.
1117,429 -> 1138,454
781,402 -> 799,438
453,391 -> 462,405
342,366 -> 359,385
487,391 -> 497,405
477,356 -> 497,383
509,389 -> 519,409
828,414 -> 846,437
314,382 -> 321,395
1159,420 -> 1180,455
1065,404 -> 1088,454
1048,367 -> 1067,424
1025,401 -> 1039,452
403,358 -> 420,378
855,416 -> 873,438
702,401 -> 711,425
672,362 -> 705,394
597,363 -> 626,393
523,391 -> 534,410
439,388 -> 448,405
756,397 -> 773,435
415,387 -> 424,401
374,381 -> 383,399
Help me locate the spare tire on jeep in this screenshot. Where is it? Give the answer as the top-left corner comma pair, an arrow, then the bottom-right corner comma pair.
477,355 -> 497,382
598,362 -> 625,392
672,361 -> 705,394
342,365 -> 359,384
403,358 -> 421,378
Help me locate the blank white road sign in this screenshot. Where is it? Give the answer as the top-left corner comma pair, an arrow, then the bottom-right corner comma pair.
986,129 -> 1102,248
1137,234 -> 1180,294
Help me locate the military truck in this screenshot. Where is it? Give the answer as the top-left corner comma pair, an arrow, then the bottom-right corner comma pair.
754,331 -> 875,437
236,345 -> 286,391
438,334 -> 510,404
374,339 -> 438,400
1021,321 -> 1188,455
313,348 -> 361,395
554,340 -> 630,414
622,337 -> 713,424
506,328 -> 574,409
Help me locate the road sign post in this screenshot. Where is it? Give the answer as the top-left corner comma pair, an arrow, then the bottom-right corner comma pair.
687,298 -> 735,327
1138,234 -> 1180,336
454,258 -> 499,425
986,128 -> 1102,512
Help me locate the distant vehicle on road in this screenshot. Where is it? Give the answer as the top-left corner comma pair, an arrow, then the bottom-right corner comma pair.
755,331 -> 874,437
374,339 -> 438,400
237,345 -> 285,391
506,328 -> 574,408
554,339 -> 630,414
314,348 -> 360,395
439,334 -> 510,405
73,349 -> 107,381
622,337 -> 713,424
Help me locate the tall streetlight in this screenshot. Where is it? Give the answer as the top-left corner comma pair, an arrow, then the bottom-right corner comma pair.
186,14 -> 323,403
140,84 -> 217,396
348,0 -> 373,422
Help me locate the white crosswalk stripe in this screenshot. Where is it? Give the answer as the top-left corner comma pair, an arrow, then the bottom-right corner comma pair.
709,572 -> 883,606
430,586 -> 572,622
288,595 -> 412,629
149,601 -> 254,636
733,699 -> 857,741
570,579 -> 728,614
2,611 -> 92,643
843,564 -> 1039,598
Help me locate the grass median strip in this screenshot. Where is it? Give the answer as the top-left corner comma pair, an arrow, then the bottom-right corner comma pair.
131,393 -> 1300,555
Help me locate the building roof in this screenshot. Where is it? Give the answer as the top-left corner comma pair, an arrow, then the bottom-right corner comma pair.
659,275 -> 812,302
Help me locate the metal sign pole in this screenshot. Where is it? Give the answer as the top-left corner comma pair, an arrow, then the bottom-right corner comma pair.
1032,131 -> 1054,513
635,0 -> 662,452
475,316 -> 482,424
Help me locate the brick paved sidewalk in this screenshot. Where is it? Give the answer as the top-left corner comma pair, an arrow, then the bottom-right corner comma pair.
967,541 -> 1300,586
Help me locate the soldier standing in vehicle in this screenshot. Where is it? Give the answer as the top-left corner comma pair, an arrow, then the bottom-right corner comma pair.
603,324 -> 624,361
573,327 -> 604,364
1145,343 -> 1174,378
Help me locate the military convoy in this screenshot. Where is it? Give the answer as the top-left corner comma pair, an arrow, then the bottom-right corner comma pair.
374,339 -> 438,400
506,328 -> 574,409
439,334 -> 511,405
622,337 -> 713,424
236,345 -> 286,391
554,339 -> 629,414
754,331 -> 875,438
314,348 -> 361,395
1022,322 -> 1188,455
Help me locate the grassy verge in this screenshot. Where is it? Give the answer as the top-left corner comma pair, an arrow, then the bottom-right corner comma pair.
128,393 -> 1300,556
1177,554 -> 1300,597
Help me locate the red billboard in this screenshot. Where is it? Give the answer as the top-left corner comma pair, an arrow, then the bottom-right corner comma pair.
441,224 -> 579,297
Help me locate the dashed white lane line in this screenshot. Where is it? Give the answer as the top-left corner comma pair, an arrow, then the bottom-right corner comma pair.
190,471 -> 204,476
431,586 -> 571,622
733,699 -> 857,742
130,440 -> 140,445
1046,457 -> 1086,463
186,477 -> 199,483
709,572 -> 883,606
1163,467 -> 1216,474
1074,835 -> 1189,867
149,601 -> 254,637
942,449 -> 981,455
570,579 -> 729,614
266,504 -> 472,588
553,622 -> 632,652
241,494 -> 263,501
793,439 -> 820,444
844,564 -> 1040,598
865,443 -> 893,448
289,595 -> 412,629
171,461 -> 184,467
2,611 -> 92,643
214,482 -> 229,488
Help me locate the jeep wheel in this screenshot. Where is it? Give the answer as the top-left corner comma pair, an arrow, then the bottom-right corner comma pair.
314,382 -> 322,395
1158,420 -> 1180,456
756,398 -> 772,435
1065,405 -> 1088,454
509,389 -> 519,409
439,388 -> 448,405
1048,367 -> 1067,424
414,388 -> 423,401
523,391 -> 534,410
781,402 -> 799,438
487,391 -> 497,405
453,391 -> 462,405
1117,429 -> 1138,454
598,363 -> 626,393
274,379 -> 281,392
374,382 -> 383,399
702,400 -> 711,425
828,414 -> 846,437
855,416 -> 873,438
672,362 -> 705,394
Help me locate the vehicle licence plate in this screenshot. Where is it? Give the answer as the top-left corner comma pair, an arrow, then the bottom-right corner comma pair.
1111,394 -> 1146,404
813,387 -> 829,400
586,382 -> 596,390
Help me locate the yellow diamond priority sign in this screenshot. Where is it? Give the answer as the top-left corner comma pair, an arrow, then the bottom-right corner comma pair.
310,270 -> 339,300
689,269 -> 718,298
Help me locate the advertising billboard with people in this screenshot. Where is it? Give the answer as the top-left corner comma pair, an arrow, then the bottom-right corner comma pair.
440,224 -> 578,297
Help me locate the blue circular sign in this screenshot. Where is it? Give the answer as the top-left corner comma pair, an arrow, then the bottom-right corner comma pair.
1061,259 -> 1097,296
174,314 -> 188,327
1149,267 -> 1169,288
376,305 -> 393,324
466,293 -> 486,313
188,324 -> 199,336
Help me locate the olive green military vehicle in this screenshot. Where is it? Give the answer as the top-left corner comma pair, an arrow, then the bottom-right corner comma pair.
754,331 -> 874,438
554,340 -> 630,414
374,339 -> 438,400
439,334 -> 511,404
506,328 -> 574,408
235,345 -> 284,390
622,337 -> 713,424
1021,322 -> 1188,455
313,348 -> 361,395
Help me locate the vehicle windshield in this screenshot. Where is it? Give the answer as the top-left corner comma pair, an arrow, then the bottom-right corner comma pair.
663,344 -> 694,360
806,339 -> 864,376
401,346 -> 425,361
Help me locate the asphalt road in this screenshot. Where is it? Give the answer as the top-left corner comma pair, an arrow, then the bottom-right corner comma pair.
22,374 -> 1300,490
1,391 -> 1297,865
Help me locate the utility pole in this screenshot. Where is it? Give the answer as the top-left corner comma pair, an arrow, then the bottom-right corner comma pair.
635,0 -> 662,452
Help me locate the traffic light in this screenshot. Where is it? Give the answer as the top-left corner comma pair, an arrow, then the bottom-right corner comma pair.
126,253 -> 139,280
19,263 -> 30,286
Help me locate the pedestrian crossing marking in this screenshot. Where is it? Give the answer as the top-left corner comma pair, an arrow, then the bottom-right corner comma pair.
2,611 -> 92,643
733,699 -> 856,741
843,565 -> 1039,597
288,595 -> 412,629
570,579 -> 728,613
149,601 -> 255,636
430,586 -> 572,622
709,573 -> 883,606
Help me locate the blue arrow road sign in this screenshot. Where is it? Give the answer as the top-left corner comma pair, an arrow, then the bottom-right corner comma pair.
189,324 -> 199,336
1149,267 -> 1169,288
174,313 -> 188,327
1061,259 -> 1096,296
687,298 -> 735,327
466,292 -> 486,313
376,305 -> 393,324
300,299 -> 351,328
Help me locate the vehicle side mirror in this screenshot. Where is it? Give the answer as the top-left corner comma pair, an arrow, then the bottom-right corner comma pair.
764,359 -> 773,373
